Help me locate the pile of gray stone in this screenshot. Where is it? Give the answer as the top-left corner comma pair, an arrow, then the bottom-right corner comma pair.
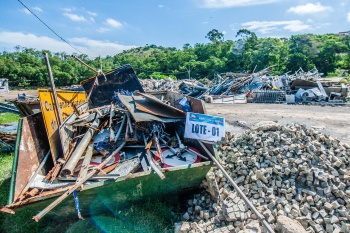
176,122 -> 350,233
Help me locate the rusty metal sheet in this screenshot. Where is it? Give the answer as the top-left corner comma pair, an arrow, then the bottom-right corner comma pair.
149,91 -> 206,114
14,113 -> 50,202
133,96 -> 185,119
187,96 -> 206,114
38,89 -> 86,162
118,94 -> 183,123
135,91 -> 185,117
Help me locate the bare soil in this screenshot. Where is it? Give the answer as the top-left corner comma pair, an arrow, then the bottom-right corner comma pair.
0,90 -> 38,102
206,103 -> 350,144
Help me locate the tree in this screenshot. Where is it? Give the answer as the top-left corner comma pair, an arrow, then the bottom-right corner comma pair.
205,29 -> 224,43
287,35 -> 315,72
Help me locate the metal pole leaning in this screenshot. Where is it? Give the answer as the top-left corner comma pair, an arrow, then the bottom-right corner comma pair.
44,53 -> 63,126
197,140 -> 275,233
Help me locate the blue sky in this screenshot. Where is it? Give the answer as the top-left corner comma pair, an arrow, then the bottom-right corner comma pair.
0,0 -> 349,58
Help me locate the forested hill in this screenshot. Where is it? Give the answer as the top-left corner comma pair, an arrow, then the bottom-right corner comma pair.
1,29 -> 350,87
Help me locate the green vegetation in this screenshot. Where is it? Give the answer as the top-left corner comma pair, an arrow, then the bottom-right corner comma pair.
0,192 -> 180,233
0,152 -> 13,186
0,113 -> 20,124
1,30 -> 349,87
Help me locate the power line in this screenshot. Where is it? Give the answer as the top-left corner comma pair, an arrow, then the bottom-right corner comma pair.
17,0 -> 86,55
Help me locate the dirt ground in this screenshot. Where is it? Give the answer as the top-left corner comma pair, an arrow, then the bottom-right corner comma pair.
206,103 -> 350,144
2,90 -> 349,143
0,90 -> 38,102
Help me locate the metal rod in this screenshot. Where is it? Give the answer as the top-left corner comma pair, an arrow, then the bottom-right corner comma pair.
143,134 -> 165,180
44,53 -> 63,126
114,114 -> 126,141
76,144 -> 94,184
109,103 -> 115,142
159,137 -> 180,156
58,174 -> 121,181
71,55 -> 98,75
186,148 -> 209,160
175,131 -> 182,147
61,118 -> 100,176
197,140 -> 275,233
32,141 -> 126,222
126,112 -> 134,135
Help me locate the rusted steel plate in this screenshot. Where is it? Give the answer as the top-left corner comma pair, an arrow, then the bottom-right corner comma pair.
149,91 -> 206,114
135,91 -> 185,117
38,89 -> 86,162
118,94 -> 183,123
14,113 -> 50,202
133,95 -> 185,118
187,96 -> 207,114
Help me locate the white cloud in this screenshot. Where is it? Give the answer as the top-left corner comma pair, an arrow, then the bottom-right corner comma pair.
287,2 -> 332,15
348,12 -> 350,22
87,11 -> 97,16
70,37 -> 135,57
0,31 -> 136,57
158,5 -> 164,8
96,27 -> 110,33
222,31 -> 227,35
105,18 -> 123,28
63,13 -> 87,22
90,17 -> 95,23
241,20 -> 311,34
33,7 -> 43,12
201,0 -> 281,8
20,8 -> 31,15
62,7 -> 74,12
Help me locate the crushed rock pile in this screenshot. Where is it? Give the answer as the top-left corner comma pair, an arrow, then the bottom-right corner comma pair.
176,122 -> 350,233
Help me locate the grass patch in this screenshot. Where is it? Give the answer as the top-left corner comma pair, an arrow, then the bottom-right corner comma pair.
0,197 -> 180,233
0,152 -> 14,185
0,113 -> 20,124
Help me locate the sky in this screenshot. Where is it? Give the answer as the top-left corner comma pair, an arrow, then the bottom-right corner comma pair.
0,0 -> 349,58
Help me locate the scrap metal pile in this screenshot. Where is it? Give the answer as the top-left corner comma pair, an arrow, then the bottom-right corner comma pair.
49,90 -> 206,183
139,78 -> 181,92
4,62 -> 211,222
177,67 -> 349,105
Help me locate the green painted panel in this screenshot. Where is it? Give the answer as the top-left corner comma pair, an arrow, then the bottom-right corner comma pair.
12,164 -> 213,220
